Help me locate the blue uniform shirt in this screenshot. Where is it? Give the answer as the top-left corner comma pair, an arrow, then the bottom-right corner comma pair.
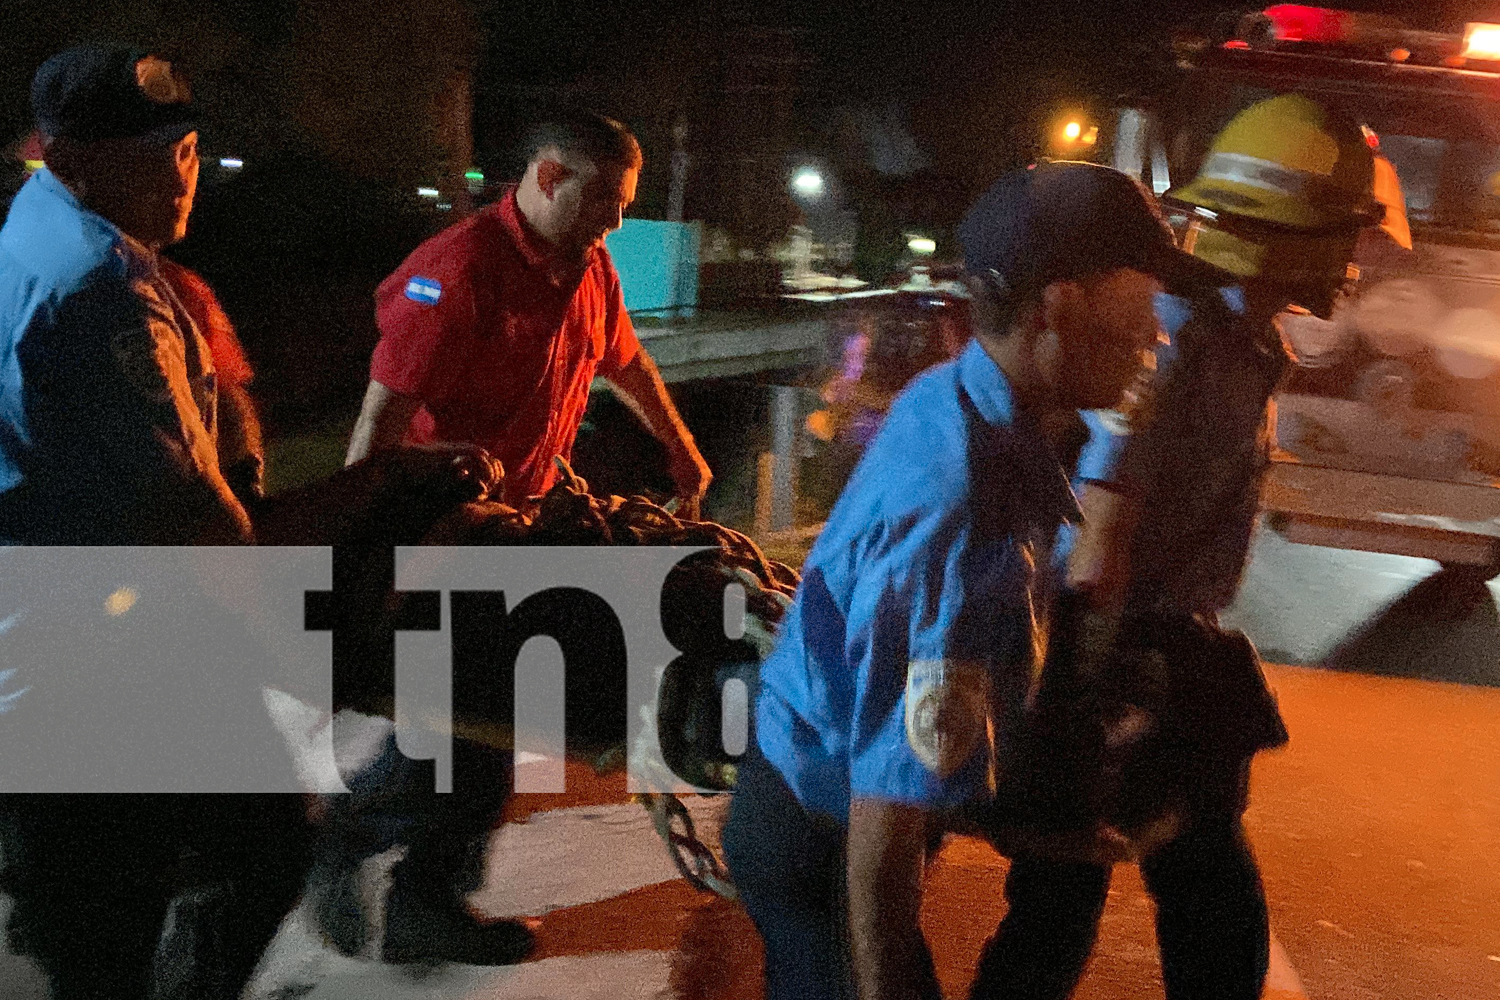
0,168 -> 236,544
756,339 -> 1080,822
1080,289 -> 1288,615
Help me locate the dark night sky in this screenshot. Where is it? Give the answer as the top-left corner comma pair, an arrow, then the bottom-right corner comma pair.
4,1 -> 1493,144
480,1 -> 1482,96
5,0 -> 1498,197
469,1 -> 1490,171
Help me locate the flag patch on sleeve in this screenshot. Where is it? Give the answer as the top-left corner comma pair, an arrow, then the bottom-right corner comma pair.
405,277 -> 442,304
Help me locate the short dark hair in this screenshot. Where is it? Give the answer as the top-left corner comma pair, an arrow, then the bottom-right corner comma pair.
965,270 -> 1034,339
522,110 -> 642,171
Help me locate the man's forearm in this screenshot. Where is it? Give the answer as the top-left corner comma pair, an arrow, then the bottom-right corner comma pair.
345,380 -> 421,466
605,351 -> 695,456
847,799 -> 939,1000
606,351 -> 710,511
344,411 -> 381,467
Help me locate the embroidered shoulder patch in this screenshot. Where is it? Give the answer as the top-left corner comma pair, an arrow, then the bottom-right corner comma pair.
904,659 -> 991,779
405,277 -> 442,305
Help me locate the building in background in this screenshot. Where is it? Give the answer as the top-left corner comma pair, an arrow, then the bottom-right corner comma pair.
0,0 -> 480,201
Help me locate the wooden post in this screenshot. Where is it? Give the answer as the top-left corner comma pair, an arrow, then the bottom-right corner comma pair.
754,451 -> 774,539
770,385 -> 801,533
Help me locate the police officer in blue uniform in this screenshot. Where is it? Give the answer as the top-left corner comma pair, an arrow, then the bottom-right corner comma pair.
722,161 -> 1223,1000
0,50 -> 250,546
0,46 -> 309,1000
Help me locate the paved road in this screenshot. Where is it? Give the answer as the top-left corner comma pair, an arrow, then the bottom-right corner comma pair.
4,529 -> 1499,999
1225,527 -> 1500,686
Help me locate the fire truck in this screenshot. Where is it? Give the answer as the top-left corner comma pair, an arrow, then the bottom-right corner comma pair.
1101,5 -> 1500,576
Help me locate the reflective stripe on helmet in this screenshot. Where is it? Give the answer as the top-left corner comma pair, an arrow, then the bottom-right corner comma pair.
1195,150 -> 1382,225
1198,152 -> 1315,198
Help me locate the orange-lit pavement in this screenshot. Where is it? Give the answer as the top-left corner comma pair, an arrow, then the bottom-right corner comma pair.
2,663 -> 1497,999
227,662 -> 1497,1000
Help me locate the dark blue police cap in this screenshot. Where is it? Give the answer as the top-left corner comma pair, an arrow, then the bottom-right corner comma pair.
957,160 -> 1225,299
32,45 -> 195,144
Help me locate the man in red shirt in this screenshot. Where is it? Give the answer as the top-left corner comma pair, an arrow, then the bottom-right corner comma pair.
320,112 -> 708,970
346,111 -> 711,514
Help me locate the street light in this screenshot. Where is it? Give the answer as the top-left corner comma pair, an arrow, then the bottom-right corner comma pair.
791,168 -> 825,200
1052,115 -> 1101,156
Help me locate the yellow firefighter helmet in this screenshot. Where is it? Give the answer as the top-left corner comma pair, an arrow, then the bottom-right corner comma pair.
1169,93 -> 1408,246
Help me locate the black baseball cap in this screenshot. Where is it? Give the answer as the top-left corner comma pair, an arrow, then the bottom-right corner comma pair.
957,160 -> 1228,299
31,45 -> 195,144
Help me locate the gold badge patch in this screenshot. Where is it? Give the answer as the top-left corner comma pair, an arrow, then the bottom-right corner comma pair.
904,660 -> 991,778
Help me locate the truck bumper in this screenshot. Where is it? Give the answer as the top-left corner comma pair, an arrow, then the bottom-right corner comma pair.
1261,459 -> 1500,568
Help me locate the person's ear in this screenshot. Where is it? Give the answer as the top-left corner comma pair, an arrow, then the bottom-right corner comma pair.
1041,279 -> 1086,339
536,159 -> 572,199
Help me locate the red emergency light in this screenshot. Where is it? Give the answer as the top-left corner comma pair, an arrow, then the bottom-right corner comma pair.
1222,6 -> 1485,70
1262,5 -> 1356,44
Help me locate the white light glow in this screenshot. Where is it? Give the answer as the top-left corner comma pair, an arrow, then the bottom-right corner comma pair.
1435,307 -> 1500,379
219,157 -> 243,169
791,169 -> 825,198
1151,140 -> 1171,194
1064,121 -> 1083,141
1463,22 -> 1500,60
907,237 -> 937,254
1356,279 -> 1443,357
1279,308 -> 1351,367
417,187 -> 441,198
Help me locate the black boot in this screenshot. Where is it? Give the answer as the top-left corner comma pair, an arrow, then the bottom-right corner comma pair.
149,886 -> 238,1000
305,855 -> 370,957
381,876 -> 535,966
